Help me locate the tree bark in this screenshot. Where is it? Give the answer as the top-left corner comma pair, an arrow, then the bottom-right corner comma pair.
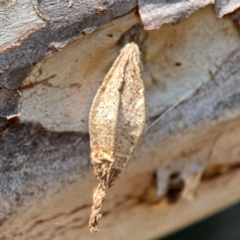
1,1 -> 240,239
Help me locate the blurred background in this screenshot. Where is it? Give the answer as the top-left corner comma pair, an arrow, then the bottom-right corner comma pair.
157,201 -> 240,240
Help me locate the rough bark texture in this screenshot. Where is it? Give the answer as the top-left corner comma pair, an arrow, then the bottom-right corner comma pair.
138,0 -> 214,30
215,0 -> 240,18
0,0 -> 137,120
1,1 -> 240,239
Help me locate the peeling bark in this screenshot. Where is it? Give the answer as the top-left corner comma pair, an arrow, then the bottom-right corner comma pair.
215,0 -> 240,18
138,0 -> 214,30
0,0 -> 137,119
